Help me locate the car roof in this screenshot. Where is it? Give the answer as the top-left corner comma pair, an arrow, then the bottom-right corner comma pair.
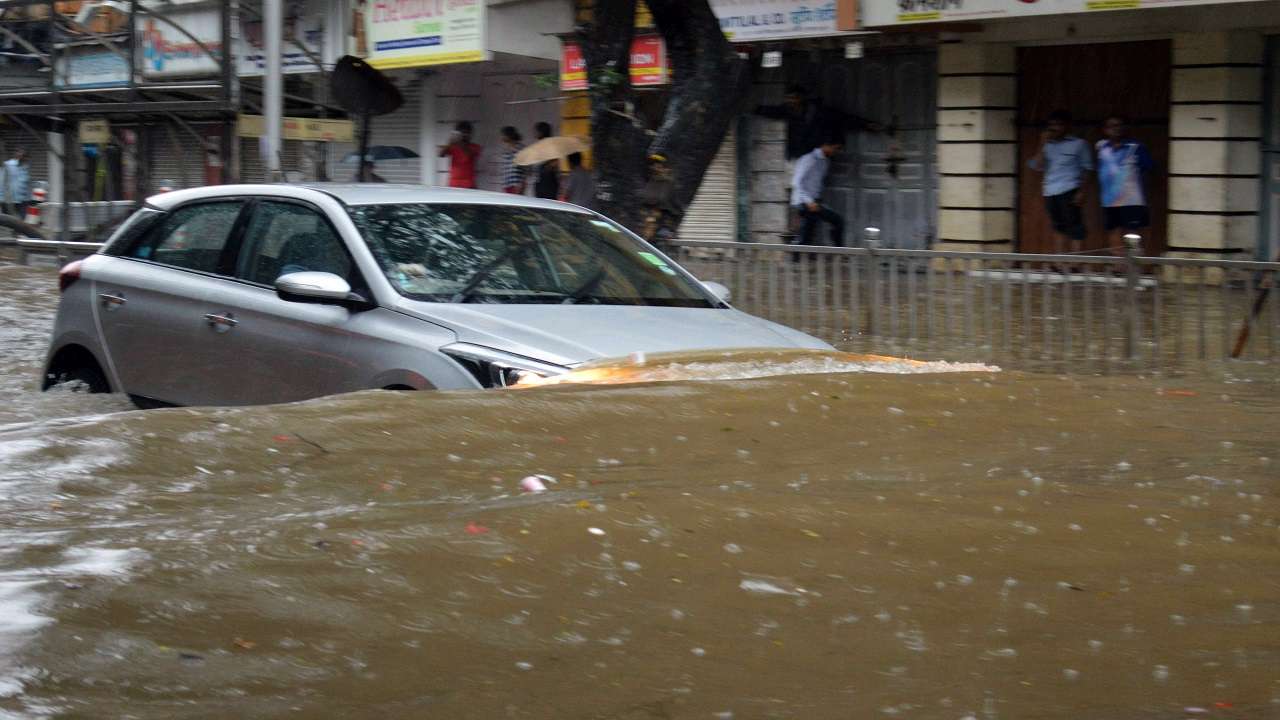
144,183 -> 593,214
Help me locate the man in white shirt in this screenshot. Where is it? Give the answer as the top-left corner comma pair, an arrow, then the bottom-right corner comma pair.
790,139 -> 845,246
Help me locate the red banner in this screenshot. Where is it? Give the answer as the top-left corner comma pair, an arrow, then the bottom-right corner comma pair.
560,42 -> 587,91
560,35 -> 667,91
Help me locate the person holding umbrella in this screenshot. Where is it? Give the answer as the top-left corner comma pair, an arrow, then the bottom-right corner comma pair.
531,122 -> 559,200
439,121 -> 482,189
354,159 -> 386,183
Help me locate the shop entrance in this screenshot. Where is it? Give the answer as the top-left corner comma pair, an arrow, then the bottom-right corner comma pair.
1017,40 -> 1171,255
804,49 -> 938,249
1263,35 -> 1280,261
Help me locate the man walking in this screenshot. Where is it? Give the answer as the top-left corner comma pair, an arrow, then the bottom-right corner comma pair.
791,138 -> 845,247
560,152 -> 594,210
1,148 -> 32,217
531,122 -> 559,200
1096,115 -> 1154,251
438,121 -> 481,189
1027,110 -> 1093,254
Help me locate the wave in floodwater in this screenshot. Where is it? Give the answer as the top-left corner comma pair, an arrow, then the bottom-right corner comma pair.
518,349 -> 1000,387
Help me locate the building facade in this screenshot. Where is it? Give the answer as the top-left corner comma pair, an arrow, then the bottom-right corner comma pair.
862,0 -> 1280,261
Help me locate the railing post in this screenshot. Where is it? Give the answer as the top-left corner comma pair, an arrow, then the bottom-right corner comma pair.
865,227 -> 880,338
1123,233 -> 1142,360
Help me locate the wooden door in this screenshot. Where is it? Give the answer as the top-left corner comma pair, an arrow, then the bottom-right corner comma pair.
1017,41 -> 1170,255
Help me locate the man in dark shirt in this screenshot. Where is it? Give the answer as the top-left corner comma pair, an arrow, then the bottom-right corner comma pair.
532,122 -> 559,200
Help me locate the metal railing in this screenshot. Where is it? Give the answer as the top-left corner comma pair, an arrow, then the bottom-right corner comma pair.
671,232 -> 1280,371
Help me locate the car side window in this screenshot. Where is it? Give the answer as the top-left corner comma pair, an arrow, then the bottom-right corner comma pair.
235,201 -> 354,286
128,202 -> 244,274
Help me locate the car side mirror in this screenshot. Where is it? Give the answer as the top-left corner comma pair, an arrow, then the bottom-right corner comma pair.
276,271 -> 354,303
701,280 -> 731,303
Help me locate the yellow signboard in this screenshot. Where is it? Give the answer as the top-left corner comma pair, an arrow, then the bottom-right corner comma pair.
80,118 -> 110,144
237,115 -> 355,142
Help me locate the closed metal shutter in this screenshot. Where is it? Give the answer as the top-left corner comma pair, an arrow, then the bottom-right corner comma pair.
241,138 -> 305,183
328,74 -> 423,184
149,126 -> 206,192
679,127 -> 737,242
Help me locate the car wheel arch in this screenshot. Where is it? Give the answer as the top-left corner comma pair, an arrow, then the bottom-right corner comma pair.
42,344 -> 112,393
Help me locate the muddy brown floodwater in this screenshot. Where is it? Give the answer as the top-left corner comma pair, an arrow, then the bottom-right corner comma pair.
0,262 -> 1277,719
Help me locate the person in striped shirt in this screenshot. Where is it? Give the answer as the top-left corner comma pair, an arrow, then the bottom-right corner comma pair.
499,126 -> 526,195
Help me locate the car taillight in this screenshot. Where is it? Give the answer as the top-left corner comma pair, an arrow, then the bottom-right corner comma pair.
58,260 -> 84,293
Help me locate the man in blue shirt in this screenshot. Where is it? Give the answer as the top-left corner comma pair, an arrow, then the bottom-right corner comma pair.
791,139 -> 845,246
1096,115 -> 1154,251
1,148 -> 32,217
1027,110 -> 1093,254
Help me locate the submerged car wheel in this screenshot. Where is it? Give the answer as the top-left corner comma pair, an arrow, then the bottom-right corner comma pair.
45,364 -> 110,394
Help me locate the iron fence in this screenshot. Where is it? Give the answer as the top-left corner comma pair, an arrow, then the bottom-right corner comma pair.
671,236 -> 1280,371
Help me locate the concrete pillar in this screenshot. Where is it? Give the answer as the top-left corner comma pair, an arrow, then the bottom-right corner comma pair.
1167,30 -> 1265,260
419,72 -> 439,185
934,42 -> 1016,252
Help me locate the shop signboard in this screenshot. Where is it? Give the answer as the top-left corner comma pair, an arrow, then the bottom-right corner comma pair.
561,43 -> 587,91
560,35 -> 667,91
629,35 -> 666,86
238,0 -> 327,76
237,114 -> 355,143
355,0 -> 487,70
54,46 -> 129,89
79,119 -> 111,145
710,0 -> 848,41
862,0 -> 1269,26
139,5 -> 223,79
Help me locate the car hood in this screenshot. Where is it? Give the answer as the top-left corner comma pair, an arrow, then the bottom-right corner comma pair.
393,302 -> 832,366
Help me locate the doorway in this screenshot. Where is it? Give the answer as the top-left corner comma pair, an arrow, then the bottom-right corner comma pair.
1262,35 -> 1280,261
1017,41 -> 1171,255
791,48 -> 938,249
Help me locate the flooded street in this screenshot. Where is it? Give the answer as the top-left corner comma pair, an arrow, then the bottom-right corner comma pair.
1,263 -> 1278,719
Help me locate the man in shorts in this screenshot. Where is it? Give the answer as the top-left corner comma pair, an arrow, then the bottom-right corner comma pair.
1096,115 -> 1154,252
1027,110 -> 1093,254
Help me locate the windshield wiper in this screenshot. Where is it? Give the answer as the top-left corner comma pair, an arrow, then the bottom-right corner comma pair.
561,266 -> 607,305
450,243 -> 528,303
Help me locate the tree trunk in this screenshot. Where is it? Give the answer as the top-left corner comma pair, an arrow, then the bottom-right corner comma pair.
580,0 -> 750,236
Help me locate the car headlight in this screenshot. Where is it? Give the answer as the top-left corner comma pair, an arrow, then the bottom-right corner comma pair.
440,343 -> 568,389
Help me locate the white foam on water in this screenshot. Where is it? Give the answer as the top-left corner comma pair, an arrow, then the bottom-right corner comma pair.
0,545 -> 146,700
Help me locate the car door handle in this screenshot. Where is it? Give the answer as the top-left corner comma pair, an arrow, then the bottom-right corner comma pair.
99,293 -> 127,308
203,313 -> 238,329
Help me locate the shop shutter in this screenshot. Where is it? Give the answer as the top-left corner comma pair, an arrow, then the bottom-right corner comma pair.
328,75 -> 423,184
679,128 -> 737,243
149,128 -> 205,192
241,138 -> 305,183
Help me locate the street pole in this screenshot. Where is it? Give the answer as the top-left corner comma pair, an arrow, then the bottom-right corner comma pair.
264,0 -> 283,182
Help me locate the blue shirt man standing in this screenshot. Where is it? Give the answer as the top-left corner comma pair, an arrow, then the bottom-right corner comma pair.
1,148 -> 32,217
1027,109 -> 1093,253
791,139 -> 845,247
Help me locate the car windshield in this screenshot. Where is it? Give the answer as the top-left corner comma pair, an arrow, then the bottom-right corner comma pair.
349,203 -> 716,307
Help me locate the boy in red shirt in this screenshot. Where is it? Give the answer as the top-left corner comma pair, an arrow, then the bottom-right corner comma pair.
438,121 -> 481,189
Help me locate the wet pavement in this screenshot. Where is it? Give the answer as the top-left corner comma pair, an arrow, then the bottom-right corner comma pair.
0,262 -> 1277,719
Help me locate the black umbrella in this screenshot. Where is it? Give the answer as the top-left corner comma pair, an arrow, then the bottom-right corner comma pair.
331,56 -> 405,182
342,146 -> 420,163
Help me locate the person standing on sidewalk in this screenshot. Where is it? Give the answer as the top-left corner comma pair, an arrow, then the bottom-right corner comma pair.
560,152 -> 594,210
1095,115 -> 1154,251
1,148 -> 32,217
499,126 -> 526,195
531,122 -> 560,200
1027,109 -> 1094,254
438,121 -> 481,189
791,138 -> 845,247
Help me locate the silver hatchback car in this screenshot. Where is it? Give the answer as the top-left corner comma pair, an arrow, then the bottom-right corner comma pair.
42,184 -> 830,407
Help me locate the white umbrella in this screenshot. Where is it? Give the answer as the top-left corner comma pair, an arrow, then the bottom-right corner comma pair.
514,136 -> 589,166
